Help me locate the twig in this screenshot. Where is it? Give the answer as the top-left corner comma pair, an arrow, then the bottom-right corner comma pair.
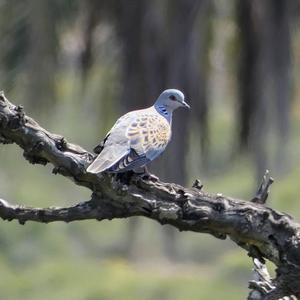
252,170 -> 274,204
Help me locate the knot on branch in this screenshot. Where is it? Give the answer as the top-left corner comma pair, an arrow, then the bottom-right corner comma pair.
0,91 -> 6,106
184,200 -> 211,221
23,141 -> 48,165
15,105 -> 25,125
55,137 -> 67,151
5,104 -> 27,130
0,133 -> 13,144
155,204 -> 182,222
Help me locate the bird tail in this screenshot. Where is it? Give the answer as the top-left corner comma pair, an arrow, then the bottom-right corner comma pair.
86,146 -> 128,174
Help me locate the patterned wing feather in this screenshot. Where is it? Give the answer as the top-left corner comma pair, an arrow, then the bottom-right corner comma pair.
86,144 -> 129,174
106,148 -> 150,172
126,109 -> 171,161
87,107 -> 171,174
87,112 -> 133,173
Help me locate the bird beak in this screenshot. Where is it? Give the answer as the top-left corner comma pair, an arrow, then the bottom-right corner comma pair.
182,100 -> 190,109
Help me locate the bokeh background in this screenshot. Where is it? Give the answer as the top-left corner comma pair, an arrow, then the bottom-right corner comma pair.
0,0 -> 300,299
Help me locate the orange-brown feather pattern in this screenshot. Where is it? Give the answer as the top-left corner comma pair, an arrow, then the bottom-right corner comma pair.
126,110 -> 171,154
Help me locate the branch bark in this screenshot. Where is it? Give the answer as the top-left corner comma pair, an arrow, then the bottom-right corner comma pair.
0,92 -> 300,299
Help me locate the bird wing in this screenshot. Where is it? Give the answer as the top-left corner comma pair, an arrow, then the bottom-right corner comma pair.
126,108 -> 171,161
86,142 -> 130,173
87,108 -> 171,174
86,112 -> 132,173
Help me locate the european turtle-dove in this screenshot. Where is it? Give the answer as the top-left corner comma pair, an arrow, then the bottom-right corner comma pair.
87,89 -> 190,174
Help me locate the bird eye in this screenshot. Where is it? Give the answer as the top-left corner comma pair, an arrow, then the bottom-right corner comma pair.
169,95 -> 176,101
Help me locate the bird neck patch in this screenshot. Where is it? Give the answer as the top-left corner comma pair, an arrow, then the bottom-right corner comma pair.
154,104 -> 172,123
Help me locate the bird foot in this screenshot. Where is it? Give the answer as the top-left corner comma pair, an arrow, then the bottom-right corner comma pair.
133,167 -> 159,182
141,172 -> 159,182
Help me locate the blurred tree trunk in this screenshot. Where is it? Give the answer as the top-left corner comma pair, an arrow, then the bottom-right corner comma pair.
237,0 -> 292,178
115,0 -> 164,112
79,0 -> 114,84
25,0 -> 58,110
79,0 -> 101,82
0,1 -> 29,91
271,1 -> 292,173
156,0 -> 210,184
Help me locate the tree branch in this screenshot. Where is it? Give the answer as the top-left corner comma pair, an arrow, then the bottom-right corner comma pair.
1,92 -> 300,298
248,258 -> 276,300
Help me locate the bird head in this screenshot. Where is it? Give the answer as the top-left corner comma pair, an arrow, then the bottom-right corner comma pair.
155,89 -> 190,111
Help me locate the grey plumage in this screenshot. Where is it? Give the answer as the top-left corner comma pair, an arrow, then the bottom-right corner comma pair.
87,89 -> 189,174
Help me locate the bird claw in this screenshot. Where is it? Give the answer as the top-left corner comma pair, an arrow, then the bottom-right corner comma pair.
134,166 -> 159,182
132,168 -> 159,182
141,172 -> 159,182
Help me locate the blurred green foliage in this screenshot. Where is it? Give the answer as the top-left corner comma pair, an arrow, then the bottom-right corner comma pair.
0,257 -> 246,300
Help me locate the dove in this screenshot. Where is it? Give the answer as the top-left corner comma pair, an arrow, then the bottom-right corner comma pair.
87,89 -> 190,175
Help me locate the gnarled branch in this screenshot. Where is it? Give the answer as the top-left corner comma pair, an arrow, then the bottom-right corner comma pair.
1,92 -> 300,299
